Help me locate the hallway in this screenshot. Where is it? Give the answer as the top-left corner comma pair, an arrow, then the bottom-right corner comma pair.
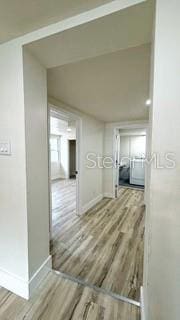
51,183 -> 145,302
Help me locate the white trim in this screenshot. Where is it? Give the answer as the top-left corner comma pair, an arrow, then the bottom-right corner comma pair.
7,0 -> 146,46
106,120 -> 149,129
0,255 -> 52,299
0,267 -> 29,299
81,194 -> 103,215
140,286 -> 146,320
47,105 -> 53,240
103,192 -> 114,199
29,255 -> 52,298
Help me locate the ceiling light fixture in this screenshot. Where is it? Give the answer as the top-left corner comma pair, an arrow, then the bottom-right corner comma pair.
146,99 -> 152,106
67,128 -> 72,132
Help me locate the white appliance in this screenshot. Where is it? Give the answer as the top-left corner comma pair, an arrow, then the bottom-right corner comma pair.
130,159 -> 145,186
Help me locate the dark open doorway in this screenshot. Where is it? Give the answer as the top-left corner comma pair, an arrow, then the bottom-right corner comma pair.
69,140 -> 76,179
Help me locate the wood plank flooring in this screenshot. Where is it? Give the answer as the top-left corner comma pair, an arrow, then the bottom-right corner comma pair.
0,272 -> 140,320
51,180 -> 145,302
51,179 -> 76,212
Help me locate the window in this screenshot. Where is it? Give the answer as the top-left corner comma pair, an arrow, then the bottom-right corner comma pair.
50,135 -> 60,163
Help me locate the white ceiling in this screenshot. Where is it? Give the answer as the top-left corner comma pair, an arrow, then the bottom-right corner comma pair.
26,0 -> 154,68
0,0 -> 113,44
19,0 -> 153,123
48,44 -> 151,122
50,117 -> 76,139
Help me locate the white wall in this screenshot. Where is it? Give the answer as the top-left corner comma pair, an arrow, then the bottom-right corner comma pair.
59,135 -> 69,179
0,42 -> 51,299
1,48 -> 83,294
0,43 -> 29,292
50,136 -> 62,180
50,136 -> 69,180
23,49 -> 50,280
49,97 -> 104,213
103,124 -> 115,197
82,114 -> 104,210
144,1 -> 180,319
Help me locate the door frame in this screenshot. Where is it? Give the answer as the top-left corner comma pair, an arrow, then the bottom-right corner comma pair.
48,103 -> 82,239
112,121 -> 149,200
114,129 -> 121,198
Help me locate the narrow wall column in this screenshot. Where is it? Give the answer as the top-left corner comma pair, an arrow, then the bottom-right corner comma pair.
23,48 -> 51,295
144,1 -> 180,319
0,42 -> 50,298
0,42 -> 29,297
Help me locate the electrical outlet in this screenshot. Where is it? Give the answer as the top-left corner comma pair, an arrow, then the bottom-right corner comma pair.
0,141 -> 11,155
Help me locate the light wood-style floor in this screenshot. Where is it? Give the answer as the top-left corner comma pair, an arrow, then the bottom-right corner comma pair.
51,179 -> 76,212
51,180 -> 145,302
0,180 -> 141,320
0,272 -> 140,320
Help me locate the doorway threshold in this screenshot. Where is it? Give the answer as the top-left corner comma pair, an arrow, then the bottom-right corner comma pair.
52,269 -> 140,308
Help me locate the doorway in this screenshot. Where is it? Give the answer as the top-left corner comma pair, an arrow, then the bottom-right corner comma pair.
49,107 -> 82,272
114,126 -> 148,197
69,140 -> 76,179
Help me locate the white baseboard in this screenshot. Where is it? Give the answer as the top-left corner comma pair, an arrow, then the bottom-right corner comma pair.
103,192 -> 114,198
0,255 -> 52,300
0,267 -> 29,299
29,255 -> 52,298
81,194 -> 103,214
140,286 -> 146,320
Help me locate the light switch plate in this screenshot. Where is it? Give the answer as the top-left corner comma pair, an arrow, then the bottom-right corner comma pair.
0,141 -> 11,155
